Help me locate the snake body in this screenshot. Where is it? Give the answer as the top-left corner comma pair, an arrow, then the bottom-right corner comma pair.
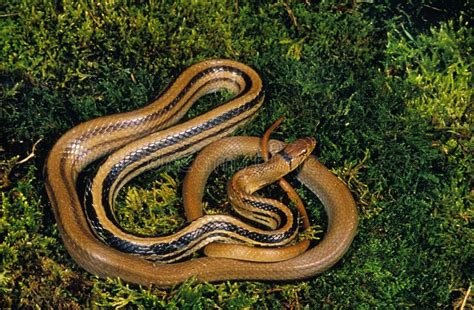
45,59 -> 358,287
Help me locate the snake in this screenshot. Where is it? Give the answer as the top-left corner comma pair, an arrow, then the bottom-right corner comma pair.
44,59 -> 358,287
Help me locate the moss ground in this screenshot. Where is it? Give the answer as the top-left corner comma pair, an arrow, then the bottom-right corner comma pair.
1,1 -> 472,308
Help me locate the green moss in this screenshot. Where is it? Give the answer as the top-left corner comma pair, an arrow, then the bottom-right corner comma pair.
116,172 -> 185,236
1,0 -> 472,308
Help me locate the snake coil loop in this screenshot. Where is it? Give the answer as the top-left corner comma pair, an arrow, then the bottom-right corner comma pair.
45,59 -> 358,287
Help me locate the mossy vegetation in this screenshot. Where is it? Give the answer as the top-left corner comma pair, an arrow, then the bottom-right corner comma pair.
1,0 -> 472,308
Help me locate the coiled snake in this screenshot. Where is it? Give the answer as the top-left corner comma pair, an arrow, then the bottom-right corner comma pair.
45,59 -> 358,287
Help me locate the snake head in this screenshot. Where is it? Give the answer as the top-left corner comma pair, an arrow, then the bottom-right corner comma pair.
277,137 -> 316,171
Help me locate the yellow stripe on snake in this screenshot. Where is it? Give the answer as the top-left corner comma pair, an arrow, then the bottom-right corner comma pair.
45,59 -> 358,287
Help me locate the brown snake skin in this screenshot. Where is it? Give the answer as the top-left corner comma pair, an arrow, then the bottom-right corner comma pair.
44,59 -> 358,287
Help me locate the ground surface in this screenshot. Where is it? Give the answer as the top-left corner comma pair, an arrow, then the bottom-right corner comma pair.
1,1 -> 472,308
